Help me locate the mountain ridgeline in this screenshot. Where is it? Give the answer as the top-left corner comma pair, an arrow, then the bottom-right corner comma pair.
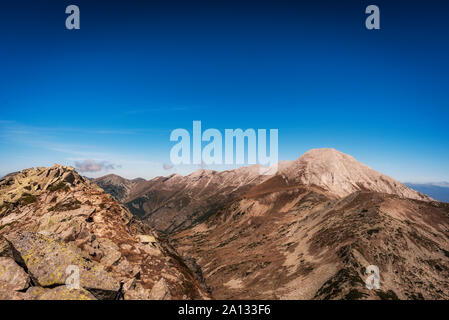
95,148 -> 432,234
94,148 -> 449,300
405,183 -> 449,203
1,148 -> 448,300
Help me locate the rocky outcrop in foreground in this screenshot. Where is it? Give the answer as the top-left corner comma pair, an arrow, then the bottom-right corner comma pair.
0,165 -> 210,300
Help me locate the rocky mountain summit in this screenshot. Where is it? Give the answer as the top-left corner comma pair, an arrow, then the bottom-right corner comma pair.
96,148 -> 431,234
277,148 -> 431,200
0,165 -> 210,300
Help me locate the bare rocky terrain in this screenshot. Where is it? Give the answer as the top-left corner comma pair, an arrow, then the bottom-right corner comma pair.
95,165 -> 269,233
0,165 -> 210,300
173,189 -> 449,299
96,148 -> 432,234
1,148 -> 448,300
97,148 -> 449,300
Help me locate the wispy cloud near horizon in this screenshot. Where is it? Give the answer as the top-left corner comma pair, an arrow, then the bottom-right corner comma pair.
74,159 -> 121,173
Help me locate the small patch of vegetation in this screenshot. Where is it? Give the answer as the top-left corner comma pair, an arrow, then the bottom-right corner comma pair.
367,228 -> 380,235
48,199 -> 81,212
314,268 -> 365,300
18,193 -> 37,205
217,234 -> 239,248
0,221 -> 17,231
247,241 -> 263,249
344,289 -> 368,300
182,281 -> 197,298
298,263 -> 314,276
409,292 -> 424,300
376,290 -> 399,300
233,211 -> 246,220
48,182 -> 70,192
0,202 -> 13,216
441,249 -> 449,258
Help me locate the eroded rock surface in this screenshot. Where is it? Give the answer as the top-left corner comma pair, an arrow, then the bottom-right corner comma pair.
5,231 -> 119,299
38,286 -> 97,300
173,188 -> 449,300
0,165 -> 210,300
0,257 -> 29,290
96,149 -> 431,234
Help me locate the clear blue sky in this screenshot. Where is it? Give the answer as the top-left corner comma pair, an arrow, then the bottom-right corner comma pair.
1,0 -> 448,182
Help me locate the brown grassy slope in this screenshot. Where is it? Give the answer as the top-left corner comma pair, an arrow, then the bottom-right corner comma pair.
172,187 -> 449,300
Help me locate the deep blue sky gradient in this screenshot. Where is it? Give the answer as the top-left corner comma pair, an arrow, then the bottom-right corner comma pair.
0,0 -> 448,181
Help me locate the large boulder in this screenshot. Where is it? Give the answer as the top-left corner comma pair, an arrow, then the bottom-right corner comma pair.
136,234 -> 157,245
38,286 -> 97,300
0,165 -> 211,300
0,257 -> 30,290
98,238 -> 121,268
5,231 -> 120,299
149,278 -> 172,300
0,280 -> 25,300
124,283 -> 152,300
23,286 -> 49,300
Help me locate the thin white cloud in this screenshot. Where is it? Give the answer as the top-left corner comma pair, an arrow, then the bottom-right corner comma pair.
74,159 -> 121,173
163,163 -> 174,170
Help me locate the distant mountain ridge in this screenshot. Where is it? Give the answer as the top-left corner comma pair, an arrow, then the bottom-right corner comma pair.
405,182 -> 449,202
95,148 -> 431,233
164,149 -> 449,299
93,174 -> 145,203
95,165 -> 268,233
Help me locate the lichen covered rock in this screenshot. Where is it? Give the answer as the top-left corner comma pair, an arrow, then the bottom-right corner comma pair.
5,231 -> 120,299
0,256 -> 30,290
0,165 -> 211,300
38,286 -> 97,300
0,280 -> 25,300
